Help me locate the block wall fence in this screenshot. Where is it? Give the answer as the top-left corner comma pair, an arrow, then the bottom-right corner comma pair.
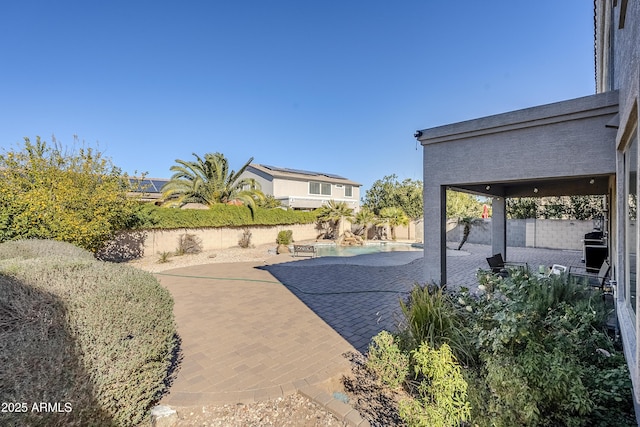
446,218 -> 600,251
102,218 -> 589,261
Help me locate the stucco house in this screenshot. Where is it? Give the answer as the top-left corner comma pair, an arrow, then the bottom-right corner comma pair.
240,164 -> 361,211
416,0 -> 640,415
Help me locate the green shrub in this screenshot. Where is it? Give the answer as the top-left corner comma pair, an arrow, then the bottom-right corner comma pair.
0,137 -> 142,253
276,230 -> 293,245
134,204 -> 318,229
157,251 -> 172,263
361,270 -> 634,426
399,284 -> 471,363
399,343 -> 471,427
367,331 -> 409,389
0,240 -> 176,426
465,270 -> 634,426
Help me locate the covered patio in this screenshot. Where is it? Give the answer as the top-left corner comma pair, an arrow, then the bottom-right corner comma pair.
416,91 -> 619,285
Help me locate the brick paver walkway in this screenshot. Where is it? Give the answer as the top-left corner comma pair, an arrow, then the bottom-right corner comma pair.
157,261 -> 355,407
157,243 -> 583,410
262,244 -> 583,353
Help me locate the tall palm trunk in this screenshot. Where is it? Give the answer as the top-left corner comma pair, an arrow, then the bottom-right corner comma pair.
457,223 -> 471,250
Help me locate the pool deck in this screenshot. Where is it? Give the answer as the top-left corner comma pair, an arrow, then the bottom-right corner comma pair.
156,243 -> 583,424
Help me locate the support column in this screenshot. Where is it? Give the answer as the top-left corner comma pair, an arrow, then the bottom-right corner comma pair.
424,185 -> 447,285
492,197 -> 507,260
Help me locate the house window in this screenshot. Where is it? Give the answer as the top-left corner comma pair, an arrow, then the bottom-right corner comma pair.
624,130 -> 638,318
345,185 -> 353,197
309,182 -> 331,196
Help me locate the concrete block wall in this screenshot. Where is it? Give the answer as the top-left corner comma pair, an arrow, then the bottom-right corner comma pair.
446,219 -> 597,251
531,219 -> 596,250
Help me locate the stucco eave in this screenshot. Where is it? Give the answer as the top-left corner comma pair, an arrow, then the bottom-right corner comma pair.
417,91 -> 619,146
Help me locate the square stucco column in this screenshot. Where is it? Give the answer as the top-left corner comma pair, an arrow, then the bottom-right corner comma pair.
492,197 -> 507,260
424,185 -> 447,284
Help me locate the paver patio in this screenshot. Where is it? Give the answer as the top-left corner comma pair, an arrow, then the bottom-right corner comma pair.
157,243 -> 583,408
157,261 -> 354,407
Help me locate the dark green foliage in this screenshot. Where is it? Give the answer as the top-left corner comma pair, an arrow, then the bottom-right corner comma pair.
399,284 -> 472,365
507,196 -> 605,220
507,197 -> 539,219
363,174 -> 423,218
464,271 -> 634,426
0,240 -> 177,426
134,204 -> 319,229
161,152 -> 263,214
365,269 -> 634,426
568,195 -> 606,220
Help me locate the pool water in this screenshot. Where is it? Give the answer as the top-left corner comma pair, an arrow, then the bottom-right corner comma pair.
314,242 -> 423,257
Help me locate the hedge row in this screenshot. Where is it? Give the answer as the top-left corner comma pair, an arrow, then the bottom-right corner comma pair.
134,203 -> 320,229
0,240 -> 176,426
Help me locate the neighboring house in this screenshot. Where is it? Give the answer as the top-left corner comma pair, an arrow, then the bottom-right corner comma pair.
241,164 -> 361,211
127,177 -> 169,203
416,0 -> 640,416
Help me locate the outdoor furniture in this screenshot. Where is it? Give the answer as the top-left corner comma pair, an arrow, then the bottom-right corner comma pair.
486,253 -> 528,277
582,230 -> 605,262
584,244 -> 608,273
549,264 -> 567,276
293,244 -> 317,258
568,260 -> 611,290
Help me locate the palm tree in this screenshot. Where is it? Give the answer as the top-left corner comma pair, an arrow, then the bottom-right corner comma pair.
317,200 -> 354,239
379,207 -> 409,240
456,216 -> 484,250
162,152 -> 264,215
353,208 -> 376,240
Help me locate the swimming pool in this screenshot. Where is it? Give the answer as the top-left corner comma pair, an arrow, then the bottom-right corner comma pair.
314,242 -> 423,257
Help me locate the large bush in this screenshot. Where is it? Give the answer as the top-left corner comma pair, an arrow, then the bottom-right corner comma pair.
356,272 -> 634,426
464,271 -> 634,426
0,240 -> 177,426
135,203 -> 319,229
0,137 -> 141,253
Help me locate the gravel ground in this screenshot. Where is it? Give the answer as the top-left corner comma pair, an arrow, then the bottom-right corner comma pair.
127,243 -> 281,273
168,394 -> 348,427
128,244 -> 353,427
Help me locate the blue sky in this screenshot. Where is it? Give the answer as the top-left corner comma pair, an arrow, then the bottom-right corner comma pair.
0,1 -> 595,193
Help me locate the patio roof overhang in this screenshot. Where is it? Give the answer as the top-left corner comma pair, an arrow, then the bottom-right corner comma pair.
418,91 -> 619,197
448,174 -> 611,198
416,91 -> 619,284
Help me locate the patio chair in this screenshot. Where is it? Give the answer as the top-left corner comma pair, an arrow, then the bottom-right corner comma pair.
568,260 -> 611,290
549,264 -> 568,276
569,260 -> 618,339
486,253 -> 528,277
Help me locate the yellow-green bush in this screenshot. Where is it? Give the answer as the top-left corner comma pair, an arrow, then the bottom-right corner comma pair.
366,331 -> 409,389
399,343 -> 471,427
0,137 -> 141,253
0,240 -> 176,426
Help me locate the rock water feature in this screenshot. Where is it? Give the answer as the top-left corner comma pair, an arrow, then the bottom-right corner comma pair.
336,230 -> 364,246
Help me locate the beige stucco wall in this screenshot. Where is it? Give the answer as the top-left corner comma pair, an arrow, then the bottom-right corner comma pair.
273,178 -> 360,209
101,223 -> 320,261
240,168 -> 360,210
144,223 -> 319,255
102,216 -> 422,262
